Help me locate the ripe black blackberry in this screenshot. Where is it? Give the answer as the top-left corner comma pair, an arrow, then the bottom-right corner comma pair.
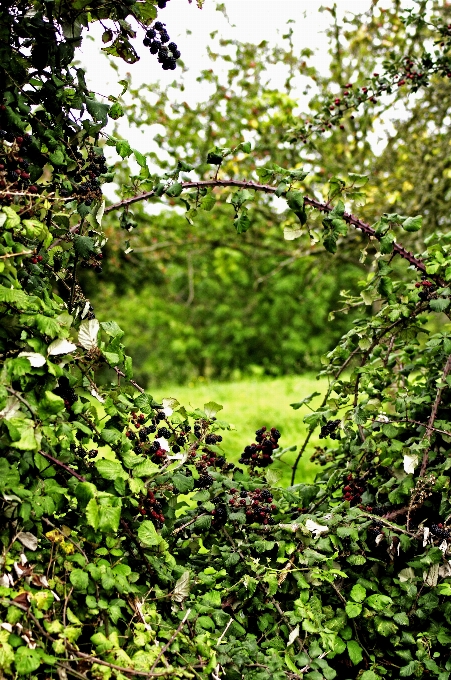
431,523 -> 450,539
172,444 -> 181,453
319,419 -> 341,439
154,21 -> 165,31
157,426 -> 171,439
146,28 -> 157,39
149,441 -> 160,453
146,424 -> 156,434
155,410 -> 166,422
176,436 -> 186,446
205,433 -> 218,445
197,474 -> 214,489
160,31 -> 170,43
139,429 -> 148,442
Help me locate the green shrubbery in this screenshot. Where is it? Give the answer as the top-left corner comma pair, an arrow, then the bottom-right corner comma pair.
3,1 -> 451,679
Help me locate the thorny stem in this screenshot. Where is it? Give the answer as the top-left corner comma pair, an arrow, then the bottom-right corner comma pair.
420,353 -> 451,476
60,179 -> 437,283
150,608 -> 192,672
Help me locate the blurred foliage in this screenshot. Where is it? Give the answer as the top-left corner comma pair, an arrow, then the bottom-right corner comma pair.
85,0 -> 451,387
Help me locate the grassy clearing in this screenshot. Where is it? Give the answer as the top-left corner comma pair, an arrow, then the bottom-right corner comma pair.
152,374 -> 328,487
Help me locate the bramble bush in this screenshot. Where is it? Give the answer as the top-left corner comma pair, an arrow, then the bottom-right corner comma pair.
3,1 -> 451,679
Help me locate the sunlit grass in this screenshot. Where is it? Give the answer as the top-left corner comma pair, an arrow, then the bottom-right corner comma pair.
152,374 -> 327,487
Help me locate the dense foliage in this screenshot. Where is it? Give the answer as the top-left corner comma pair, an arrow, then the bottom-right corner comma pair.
4,1 -> 451,679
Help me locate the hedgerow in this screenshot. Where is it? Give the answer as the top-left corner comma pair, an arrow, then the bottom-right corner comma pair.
3,1 -> 451,679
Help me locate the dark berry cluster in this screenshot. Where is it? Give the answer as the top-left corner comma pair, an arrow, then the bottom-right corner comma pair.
54,376 -> 78,410
319,419 -> 341,440
238,426 -> 280,468
430,523 -> 450,539
143,21 -> 181,70
342,473 -> 365,506
138,489 -> 165,529
229,487 -> 277,525
415,279 -> 436,301
205,433 -> 223,445
196,474 -> 214,489
211,498 -> 227,527
67,150 -> 106,204
0,132 -> 35,198
81,250 -> 103,274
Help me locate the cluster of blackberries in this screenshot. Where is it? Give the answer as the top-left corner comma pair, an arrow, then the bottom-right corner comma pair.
197,474 -> 214,489
138,489 -> 165,529
342,473 -> 365,506
430,523 -> 450,539
211,498 -> 227,527
229,487 -> 277,525
55,376 -> 78,410
239,426 -> 280,469
205,433 -> 222,445
415,279 -> 436,301
81,251 -> 103,274
319,419 -> 341,440
67,152 -> 106,205
0,133 -> 35,193
157,0 -> 171,7
143,22 -> 181,70
125,410 -> 195,461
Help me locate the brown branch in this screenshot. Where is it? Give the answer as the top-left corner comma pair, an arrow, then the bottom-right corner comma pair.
150,608 -> 191,672
420,353 -> 451,476
60,179 -> 433,281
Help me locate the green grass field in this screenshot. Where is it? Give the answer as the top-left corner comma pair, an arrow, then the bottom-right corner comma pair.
152,374 -> 327,487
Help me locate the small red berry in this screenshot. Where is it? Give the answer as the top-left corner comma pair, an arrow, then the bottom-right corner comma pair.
16,136 -> 23,144
37,255 -> 43,262
31,257 -> 37,264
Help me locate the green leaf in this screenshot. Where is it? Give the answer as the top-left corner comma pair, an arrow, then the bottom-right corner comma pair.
98,496 -> 122,533
48,149 -> 66,167
138,520 -> 159,547
166,182 -> 183,197
109,102 -> 124,120
15,647 -> 41,675
85,498 -> 99,530
204,401 -> 223,418
134,150 -> 147,167
172,473 -> 194,493
348,173 -> 369,187
366,594 -> 393,610
286,190 -> 304,213
115,139 -> 132,158
402,215 -> 422,232
234,211 -> 250,234
73,235 -> 96,258
350,584 -> 366,602
133,459 -> 160,478
393,612 -> 409,626
200,193 -> 216,211
95,458 -> 126,480
291,392 -> 320,409
86,97 -> 110,124
347,640 -> 363,665
70,568 -> 89,591
429,298 -> 450,312
360,672 -> 381,680
239,141 -> 251,153
345,602 -> 362,618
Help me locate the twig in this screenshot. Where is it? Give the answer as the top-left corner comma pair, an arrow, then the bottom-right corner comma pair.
150,609 -> 191,672
172,513 -> 207,535
5,386 -> 36,416
217,617 -> 233,644
420,353 -> 451,476
114,366 -> 146,393
0,250 -> 33,259
55,179 -> 436,282
38,450 -> 85,481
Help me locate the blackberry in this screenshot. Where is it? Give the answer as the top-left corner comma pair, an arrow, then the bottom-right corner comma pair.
431,524 -> 450,539
158,0 -> 167,7
212,503 -> 227,527
172,49 -> 181,60
160,31 -> 170,43
149,441 -> 160,453
146,28 -> 157,39
157,426 -> 171,439
197,474 -> 214,489
139,429 -> 148,441
260,490 -> 272,501
205,433 -> 217,445
176,436 -> 186,446
172,444 -> 181,453
155,410 -> 166,422
240,491 -> 248,498
319,419 -> 341,439
216,456 -> 226,466
271,428 -> 281,440
149,42 -> 160,55
154,21 -> 165,31
168,42 -> 177,51
146,424 -> 156,434
143,38 -> 151,47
